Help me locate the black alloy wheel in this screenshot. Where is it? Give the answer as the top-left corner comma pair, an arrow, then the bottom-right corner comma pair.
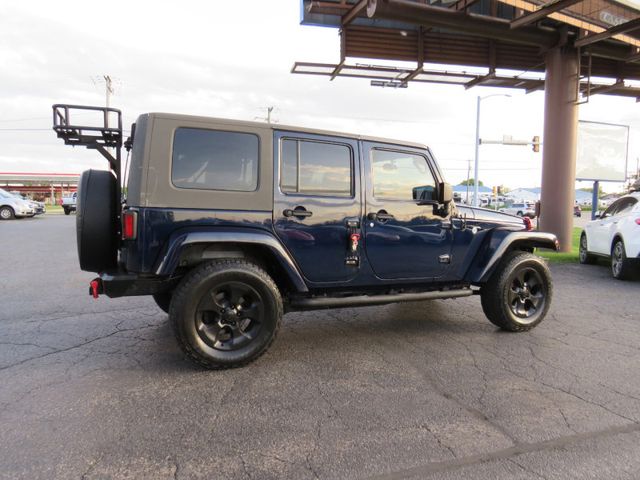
169,260 -> 282,369
506,267 -> 546,322
481,251 -> 553,332
195,281 -> 265,352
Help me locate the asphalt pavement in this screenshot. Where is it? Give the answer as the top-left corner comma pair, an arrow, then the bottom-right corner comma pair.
1,215 -> 639,480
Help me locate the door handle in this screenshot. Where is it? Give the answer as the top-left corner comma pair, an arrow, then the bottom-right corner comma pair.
368,210 -> 394,221
284,207 -> 313,218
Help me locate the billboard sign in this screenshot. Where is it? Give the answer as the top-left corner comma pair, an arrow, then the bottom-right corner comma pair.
576,121 -> 629,182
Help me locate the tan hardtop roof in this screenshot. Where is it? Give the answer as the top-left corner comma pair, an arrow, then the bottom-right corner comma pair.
148,112 -> 428,150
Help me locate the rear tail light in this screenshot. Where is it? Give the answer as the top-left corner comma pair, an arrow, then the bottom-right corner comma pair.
523,216 -> 533,231
122,210 -> 138,240
635,218 -> 640,225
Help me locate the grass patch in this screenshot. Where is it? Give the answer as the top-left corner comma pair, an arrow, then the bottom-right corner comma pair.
536,227 -> 581,264
46,205 -> 64,213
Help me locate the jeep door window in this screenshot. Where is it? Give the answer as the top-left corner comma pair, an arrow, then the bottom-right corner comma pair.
371,149 -> 435,201
280,139 -> 352,197
172,128 -> 259,192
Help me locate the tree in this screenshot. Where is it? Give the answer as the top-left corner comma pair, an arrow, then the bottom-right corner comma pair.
578,186 -> 604,197
459,178 -> 484,187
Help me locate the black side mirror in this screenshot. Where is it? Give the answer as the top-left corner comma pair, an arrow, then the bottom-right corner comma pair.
438,182 -> 453,205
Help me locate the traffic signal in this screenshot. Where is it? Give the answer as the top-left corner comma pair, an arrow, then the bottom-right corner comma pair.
532,136 -> 540,153
497,185 -> 503,195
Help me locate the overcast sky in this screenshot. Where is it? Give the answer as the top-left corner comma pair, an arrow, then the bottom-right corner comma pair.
1,0 -> 638,192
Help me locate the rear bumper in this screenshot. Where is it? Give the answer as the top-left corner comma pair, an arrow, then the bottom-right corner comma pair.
91,271 -> 177,298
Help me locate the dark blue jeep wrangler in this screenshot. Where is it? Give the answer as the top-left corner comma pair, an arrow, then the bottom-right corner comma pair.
53,105 -> 558,369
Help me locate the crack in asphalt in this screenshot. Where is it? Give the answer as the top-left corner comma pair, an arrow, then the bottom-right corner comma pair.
0,323 -> 162,373
366,422 -> 640,480
507,457 -> 549,480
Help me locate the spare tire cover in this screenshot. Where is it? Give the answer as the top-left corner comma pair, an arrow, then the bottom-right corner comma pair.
76,169 -> 118,273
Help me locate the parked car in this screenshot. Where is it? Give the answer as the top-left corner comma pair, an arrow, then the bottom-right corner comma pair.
9,192 -> 45,215
0,188 -> 35,220
580,192 -> 640,280
52,104 -> 559,370
574,205 -> 582,217
61,192 -> 77,215
500,202 -> 536,218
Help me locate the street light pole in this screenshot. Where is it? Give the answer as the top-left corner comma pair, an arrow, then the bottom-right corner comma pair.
473,93 -> 511,207
473,96 -> 481,206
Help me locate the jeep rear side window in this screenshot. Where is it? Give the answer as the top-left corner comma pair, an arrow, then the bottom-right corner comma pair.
280,139 -> 352,197
372,149 -> 436,201
172,128 -> 259,192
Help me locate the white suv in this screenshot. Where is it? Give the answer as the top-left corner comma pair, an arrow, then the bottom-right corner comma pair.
500,202 -> 536,218
580,192 -> 640,280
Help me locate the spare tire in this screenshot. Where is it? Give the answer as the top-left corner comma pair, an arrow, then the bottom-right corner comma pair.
76,169 -> 118,273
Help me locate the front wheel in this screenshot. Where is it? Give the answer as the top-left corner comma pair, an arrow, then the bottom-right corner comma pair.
0,206 -> 15,220
481,252 -> 553,332
169,260 -> 282,369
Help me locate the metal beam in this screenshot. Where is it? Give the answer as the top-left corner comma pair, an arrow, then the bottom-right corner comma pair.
342,0 -> 367,26
366,0 -> 559,48
626,51 -> 640,63
464,72 -> 496,89
449,0 -> 481,11
574,18 -> 640,48
510,0 -> 582,29
584,80 -> 625,96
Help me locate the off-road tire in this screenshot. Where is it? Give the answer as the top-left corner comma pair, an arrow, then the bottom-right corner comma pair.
481,251 -> 553,332
169,260 -> 282,369
611,239 -> 635,281
579,233 -> 596,265
0,206 -> 15,220
152,292 -> 173,313
63,207 -> 70,215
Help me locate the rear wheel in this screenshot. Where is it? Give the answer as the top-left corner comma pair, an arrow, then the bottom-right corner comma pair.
579,233 -> 596,265
63,207 -> 70,215
481,252 -> 552,332
0,206 -> 15,220
611,239 -> 635,280
169,260 -> 282,369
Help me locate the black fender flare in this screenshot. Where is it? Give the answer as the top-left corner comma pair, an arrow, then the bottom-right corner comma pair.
153,228 -> 309,293
465,230 -> 559,284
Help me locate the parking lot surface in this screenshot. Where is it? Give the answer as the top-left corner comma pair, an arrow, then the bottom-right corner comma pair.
1,215 -> 639,479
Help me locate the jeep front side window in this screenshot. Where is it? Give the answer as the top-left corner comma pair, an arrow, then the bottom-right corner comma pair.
371,149 -> 435,201
171,128 -> 259,192
280,139 -> 352,197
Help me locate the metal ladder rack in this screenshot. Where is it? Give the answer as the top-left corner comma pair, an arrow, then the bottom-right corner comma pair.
52,104 -> 123,174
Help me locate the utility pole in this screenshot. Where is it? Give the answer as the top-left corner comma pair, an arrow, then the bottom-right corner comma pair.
255,106 -> 277,124
104,75 -> 114,108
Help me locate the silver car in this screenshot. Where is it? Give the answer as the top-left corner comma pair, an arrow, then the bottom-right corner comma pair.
0,188 -> 35,220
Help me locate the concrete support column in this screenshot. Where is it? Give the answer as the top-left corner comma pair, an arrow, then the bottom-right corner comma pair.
540,46 -> 579,253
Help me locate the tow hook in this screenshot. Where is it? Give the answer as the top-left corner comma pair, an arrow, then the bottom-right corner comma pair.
89,279 -> 101,299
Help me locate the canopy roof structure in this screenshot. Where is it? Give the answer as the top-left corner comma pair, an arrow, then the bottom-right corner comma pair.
294,0 -> 640,100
